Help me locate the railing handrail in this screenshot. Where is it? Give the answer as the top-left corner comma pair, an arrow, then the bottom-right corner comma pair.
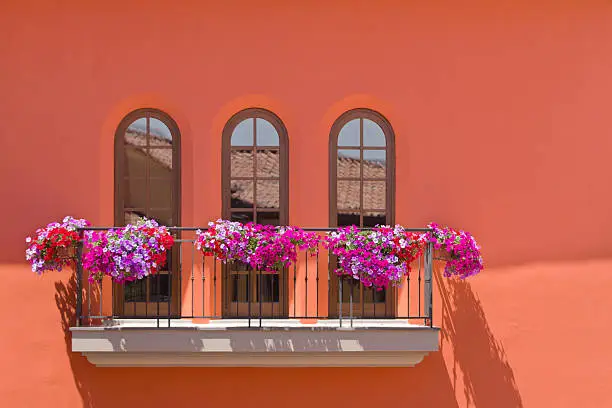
78,226 -> 434,232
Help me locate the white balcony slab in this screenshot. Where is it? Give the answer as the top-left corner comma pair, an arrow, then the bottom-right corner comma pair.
71,319 -> 439,367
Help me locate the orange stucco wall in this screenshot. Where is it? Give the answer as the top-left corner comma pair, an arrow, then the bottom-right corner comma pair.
2,0 -> 612,406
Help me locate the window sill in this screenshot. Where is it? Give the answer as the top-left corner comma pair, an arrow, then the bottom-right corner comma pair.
71,319 -> 439,367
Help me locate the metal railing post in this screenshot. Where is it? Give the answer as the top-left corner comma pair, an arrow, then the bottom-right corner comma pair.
75,230 -> 84,327
424,240 -> 433,327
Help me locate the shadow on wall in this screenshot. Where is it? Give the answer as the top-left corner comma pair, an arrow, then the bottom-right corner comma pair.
438,274 -> 524,408
55,273 -> 522,408
55,273 -> 97,406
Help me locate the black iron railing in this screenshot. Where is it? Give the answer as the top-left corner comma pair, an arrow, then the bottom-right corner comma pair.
74,227 -> 434,328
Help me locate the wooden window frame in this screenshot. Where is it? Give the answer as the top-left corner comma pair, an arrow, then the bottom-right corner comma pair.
113,108 -> 181,317
329,108 -> 396,318
221,108 -> 289,317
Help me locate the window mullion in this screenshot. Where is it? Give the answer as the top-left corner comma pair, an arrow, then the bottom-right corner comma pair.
253,119 -> 258,223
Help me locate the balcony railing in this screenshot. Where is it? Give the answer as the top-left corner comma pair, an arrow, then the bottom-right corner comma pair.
74,227 -> 434,329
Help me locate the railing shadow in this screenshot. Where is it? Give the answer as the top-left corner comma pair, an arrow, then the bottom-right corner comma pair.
55,272 -> 97,408
438,275 -> 524,407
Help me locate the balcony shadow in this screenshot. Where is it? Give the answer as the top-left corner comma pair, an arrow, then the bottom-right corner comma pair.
438,275 -> 524,407
54,269 -> 522,408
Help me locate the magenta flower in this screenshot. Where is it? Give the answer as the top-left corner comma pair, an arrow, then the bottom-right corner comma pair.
425,223 -> 483,278
82,218 -> 173,283
323,225 -> 423,290
196,219 -> 320,271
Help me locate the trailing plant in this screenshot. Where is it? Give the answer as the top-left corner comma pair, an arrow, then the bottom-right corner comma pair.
324,225 -> 424,290
82,218 -> 174,283
26,216 -> 90,274
425,222 -> 483,278
195,219 -> 320,271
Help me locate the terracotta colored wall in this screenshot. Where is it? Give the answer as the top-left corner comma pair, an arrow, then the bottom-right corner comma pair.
1,1 -> 612,406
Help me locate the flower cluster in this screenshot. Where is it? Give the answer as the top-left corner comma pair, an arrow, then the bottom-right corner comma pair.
324,225 -> 424,289
82,218 -> 174,283
195,220 -> 320,271
426,223 -> 483,278
195,220 -> 248,262
26,216 -> 90,274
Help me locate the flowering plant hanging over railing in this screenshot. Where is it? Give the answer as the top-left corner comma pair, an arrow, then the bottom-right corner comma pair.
254,225 -> 321,271
82,218 -> 174,283
195,219 -> 320,271
324,225 -> 424,290
426,223 -> 483,278
194,219 -> 248,263
26,216 -> 90,274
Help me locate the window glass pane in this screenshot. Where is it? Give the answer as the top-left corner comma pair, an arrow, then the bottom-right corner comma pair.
255,180 -> 280,209
364,286 -> 386,303
149,118 -> 172,146
256,119 -> 279,146
231,118 -> 254,146
337,212 -> 360,227
363,119 -> 386,147
124,147 -> 146,178
337,180 -> 360,210
363,211 -> 386,227
337,149 -> 360,178
231,150 -> 254,177
363,150 -> 386,178
125,279 -> 147,302
150,273 -> 171,302
149,149 -> 173,177
231,274 -> 250,302
125,118 -> 147,147
257,212 -> 280,226
149,138 -> 172,149
124,178 -> 147,209
257,274 -> 279,302
124,210 -> 146,226
337,119 -> 360,146
341,277 -> 361,302
149,208 -> 172,226
231,262 -> 251,272
230,211 -> 254,223
231,180 -> 254,208
256,150 -> 280,177
149,178 -> 172,209
363,181 -> 385,210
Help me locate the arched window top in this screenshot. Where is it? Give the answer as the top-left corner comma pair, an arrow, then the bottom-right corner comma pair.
330,108 -> 395,228
230,117 -> 280,147
337,118 -> 386,147
222,108 -> 288,225
226,108 -> 286,146
333,109 -> 393,148
121,109 -> 179,149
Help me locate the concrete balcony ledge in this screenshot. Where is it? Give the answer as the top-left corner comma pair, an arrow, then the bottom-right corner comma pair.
71,319 -> 439,367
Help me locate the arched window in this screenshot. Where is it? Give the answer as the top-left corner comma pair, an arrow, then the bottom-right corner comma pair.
329,108 -> 396,317
221,108 -> 289,317
222,108 -> 289,225
114,108 -> 181,316
330,109 -> 395,227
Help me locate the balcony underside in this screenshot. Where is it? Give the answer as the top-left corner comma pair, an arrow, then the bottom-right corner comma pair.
71,319 -> 439,367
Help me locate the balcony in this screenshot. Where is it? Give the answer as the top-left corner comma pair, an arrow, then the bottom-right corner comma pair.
70,227 -> 440,367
